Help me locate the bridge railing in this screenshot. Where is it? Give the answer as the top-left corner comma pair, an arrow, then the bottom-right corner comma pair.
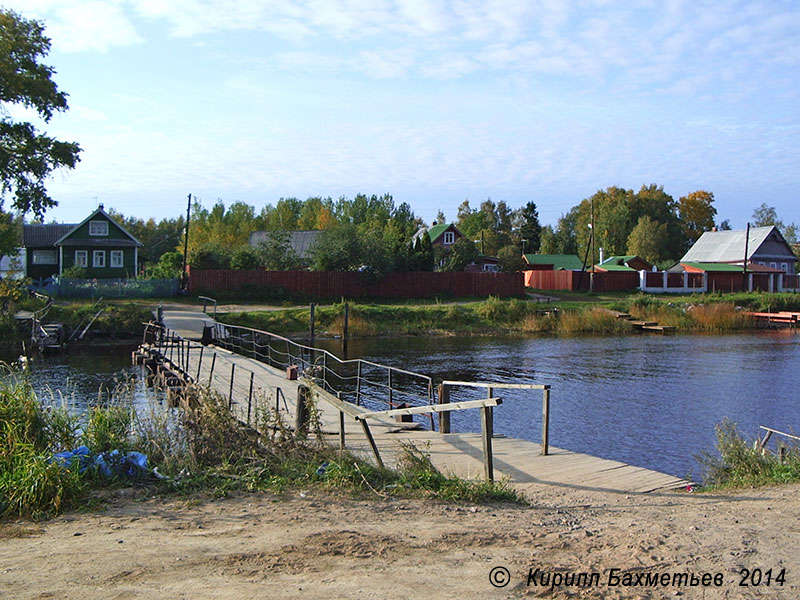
206,321 -> 436,428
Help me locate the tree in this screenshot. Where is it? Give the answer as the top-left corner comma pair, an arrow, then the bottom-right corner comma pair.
442,237 -> 479,271
257,231 -> 301,270
678,190 -> 716,245
435,209 -> 446,224
626,215 -> 669,265
0,9 -> 81,218
752,203 -> 782,228
497,244 -> 525,272
513,202 -> 541,254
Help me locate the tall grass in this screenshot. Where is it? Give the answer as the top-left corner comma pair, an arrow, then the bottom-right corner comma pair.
696,419 -> 800,489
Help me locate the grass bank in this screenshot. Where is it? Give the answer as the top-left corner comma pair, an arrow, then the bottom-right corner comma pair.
218,294 -> 770,338
0,372 -> 523,520
696,419 -> 800,490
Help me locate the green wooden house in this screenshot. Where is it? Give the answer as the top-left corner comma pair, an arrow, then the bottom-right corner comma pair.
23,205 -> 143,280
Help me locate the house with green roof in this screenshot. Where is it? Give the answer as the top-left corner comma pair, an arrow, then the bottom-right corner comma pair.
23,205 -> 143,280
595,255 -> 652,272
522,253 -> 584,270
412,222 -> 464,249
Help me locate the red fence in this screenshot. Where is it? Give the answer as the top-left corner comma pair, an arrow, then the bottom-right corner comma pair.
189,270 -> 525,298
524,270 -> 639,292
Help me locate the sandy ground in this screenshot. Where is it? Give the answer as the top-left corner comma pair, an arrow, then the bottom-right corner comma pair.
1,482 -> 798,600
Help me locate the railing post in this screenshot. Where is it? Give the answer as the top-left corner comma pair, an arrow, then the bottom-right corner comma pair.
196,346 -> 204,380
541,386 -> 550,456
337,392 -> 346,451
247,371 -> 255,425
388,368 -> 393,410
356,361 -> 362,406
481,404 -> 494,482
438,383 -> 450,433
208,353 -> 216,386
229,363 -> 236,409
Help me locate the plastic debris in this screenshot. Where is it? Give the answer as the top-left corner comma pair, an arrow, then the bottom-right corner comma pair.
315,461 -> 329,477
52,446 -> 150,479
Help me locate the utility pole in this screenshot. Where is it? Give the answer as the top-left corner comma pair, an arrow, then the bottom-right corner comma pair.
181,193 -> 191,291
743,222 -> 750,292
589,196 -> 595,293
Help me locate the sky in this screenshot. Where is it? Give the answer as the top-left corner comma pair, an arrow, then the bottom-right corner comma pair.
4,0 -> 800,229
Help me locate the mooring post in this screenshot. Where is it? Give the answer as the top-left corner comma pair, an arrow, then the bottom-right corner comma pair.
309,302 -> 316,339
229,363 -> 236,409
337,392 -> 346,451
438,383 -> 450,433
247,371 -> 255,425
388,368 -> 394,410
295,385 -> 310,439
342,302 -> 349,357
481,404 -> 494,482
541,386 -> 551,456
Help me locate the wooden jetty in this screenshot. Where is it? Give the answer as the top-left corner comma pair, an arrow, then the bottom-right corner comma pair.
134,308 -> 690,495
745,311 -> 799,329
608,310 -> 677,334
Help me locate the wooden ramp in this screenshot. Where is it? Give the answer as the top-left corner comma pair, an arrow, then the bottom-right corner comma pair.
148,315 -> 688,495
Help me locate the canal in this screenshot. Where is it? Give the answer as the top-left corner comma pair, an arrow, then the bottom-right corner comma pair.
3,330 -> 798,480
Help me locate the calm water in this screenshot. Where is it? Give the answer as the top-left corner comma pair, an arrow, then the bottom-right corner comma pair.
3,332 -> 799,478
317,331 -> 800,478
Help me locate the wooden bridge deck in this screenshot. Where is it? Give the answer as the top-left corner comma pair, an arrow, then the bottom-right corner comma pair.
158,309 -> 690,495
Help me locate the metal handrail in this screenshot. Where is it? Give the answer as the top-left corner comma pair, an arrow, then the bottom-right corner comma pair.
198,295 -> 217,319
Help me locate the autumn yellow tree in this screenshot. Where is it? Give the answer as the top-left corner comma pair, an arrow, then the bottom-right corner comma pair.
678,190 -> 716,247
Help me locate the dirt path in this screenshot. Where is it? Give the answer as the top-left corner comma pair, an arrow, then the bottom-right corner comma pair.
2,482 -> 798,599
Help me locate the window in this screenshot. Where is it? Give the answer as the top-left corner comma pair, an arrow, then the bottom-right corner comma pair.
32,250 -> 58,265
110,251 -> 124,268
482,264 -> 500,272
93,250 -> 105,268
781,263 -> 789,273
443,231 -> 455,245
770,262 -> 777,269
89,220 -> 108,236
74,250 -> 88,267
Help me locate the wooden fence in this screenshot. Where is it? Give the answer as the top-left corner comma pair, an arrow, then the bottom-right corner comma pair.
524,269 -> 639,292
189,270 -> 525,298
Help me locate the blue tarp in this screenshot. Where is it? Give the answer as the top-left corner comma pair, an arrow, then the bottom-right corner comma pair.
52,446 -> 149,479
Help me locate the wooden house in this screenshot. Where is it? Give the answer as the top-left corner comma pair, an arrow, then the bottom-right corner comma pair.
681,226 -> 797,274
23,205 -> 143,280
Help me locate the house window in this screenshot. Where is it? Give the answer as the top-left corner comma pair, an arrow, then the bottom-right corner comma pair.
74,250 -> 88,267
781,263 -> 789,273
770,262 -> 777,269
93,250 -> 105,268
89,220 -> 108,236
482,264 -> 499,272
443,231 -> 455,245
110,251 -> 124,268
32,250 -> 58,265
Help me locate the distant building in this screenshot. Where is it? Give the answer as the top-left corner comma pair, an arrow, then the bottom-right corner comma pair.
248,230 -> 323,265
522,253 -> 584,270
681,226 -> 797,274
411,223 -> 465,249
22,205 -> 142,280
594,255 -> 653,272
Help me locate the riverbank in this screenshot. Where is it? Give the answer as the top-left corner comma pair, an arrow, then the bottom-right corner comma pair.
2,481 -> 798,599
218,295 -> 776,338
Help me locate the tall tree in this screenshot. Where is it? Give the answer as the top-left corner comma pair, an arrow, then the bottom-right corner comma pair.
678,190 -> 716,245
513,201 -> 542,254
626,215 -> 669,264
0,9 -> 81,218
752,203 -> 783,228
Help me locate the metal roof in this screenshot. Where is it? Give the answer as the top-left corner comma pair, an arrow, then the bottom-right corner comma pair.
681,226 -> 790,263
23,224 -> 76,247
249,230 -> 323,259
523,254 -> 584,270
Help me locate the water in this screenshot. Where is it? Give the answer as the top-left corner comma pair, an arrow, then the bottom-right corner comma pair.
317,331 -> 800,479
0,345 -> 159,412
4,332 -> 799,479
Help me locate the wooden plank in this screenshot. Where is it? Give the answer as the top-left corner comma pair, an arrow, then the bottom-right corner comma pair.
442,380 -> 549,390
357,397 -> 501,420
481,405 -> 494,482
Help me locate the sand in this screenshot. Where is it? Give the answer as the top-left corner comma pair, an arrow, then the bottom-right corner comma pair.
2,481 -> 798,600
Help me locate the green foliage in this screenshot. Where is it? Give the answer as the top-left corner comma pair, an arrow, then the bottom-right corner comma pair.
83,404 -> 133,454
229,246 -> 262,270
145,250 -> 183,279
190,243 -> 231,270
696,419 -> 800,489
60,265 -> 87,279
256,231 -> 301,270
626,215 -> 670,264
442,237 -> 480,271
497,244 -> 525,272
0,9 -> 81,218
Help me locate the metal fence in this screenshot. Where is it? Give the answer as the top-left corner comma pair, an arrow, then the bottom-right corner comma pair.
206,321 -> 436,426
53,277 -> 180,298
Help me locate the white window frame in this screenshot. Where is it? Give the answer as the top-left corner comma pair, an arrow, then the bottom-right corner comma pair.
780,263 -> 789,273
770,262 -> 777,269
74,250 -> 88,267
110,250 -> 124,268
89,220 -> 109,236
443,231 -> 455,245
32,250 -> 58,265
93,250 -> 105,268
482,263 -> 499,272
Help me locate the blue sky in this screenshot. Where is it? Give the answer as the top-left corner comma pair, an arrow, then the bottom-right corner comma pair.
6,0 -> 799,229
